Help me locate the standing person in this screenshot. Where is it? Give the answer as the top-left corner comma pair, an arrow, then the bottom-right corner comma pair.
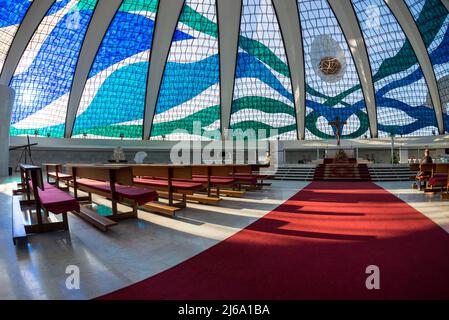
421,149 -> 433,164
414,149 -> 433,189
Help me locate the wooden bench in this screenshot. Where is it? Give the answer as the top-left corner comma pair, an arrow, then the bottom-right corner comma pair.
191,165 -> 245,198
44,163 -> 72,190
234,164 -> 273,188
219,164 -> 261,190
68,164 -> 158,223
174,175 -> 234,199
427,164 -> 449,192
131,165 -> 219,213
12,164 -> 79,245
219,163 -> 273,192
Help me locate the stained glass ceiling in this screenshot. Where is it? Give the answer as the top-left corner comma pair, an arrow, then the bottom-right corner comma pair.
0,0 -> 448,140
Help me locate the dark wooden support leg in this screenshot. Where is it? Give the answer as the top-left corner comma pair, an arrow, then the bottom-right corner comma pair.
62,212 -> 69,230
35,205 -> 43,233
132,202 -> 138,217
111,199 -> 118,216
168,188 -> 174,206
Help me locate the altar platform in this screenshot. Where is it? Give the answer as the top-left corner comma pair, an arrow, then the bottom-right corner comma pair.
314,157 -> 371,182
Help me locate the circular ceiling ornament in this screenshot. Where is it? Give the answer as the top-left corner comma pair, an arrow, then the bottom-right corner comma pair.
319,57 -> 342,75
310,35 -> 347,83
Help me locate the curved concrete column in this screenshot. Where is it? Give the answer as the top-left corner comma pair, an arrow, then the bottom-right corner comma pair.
272,0 -> 306,140
217,0 -> 242,139
143,0 -> 185,140
0,0 -> 55,85
328,0 -> 378,138
64,0 -> 123,138
385,0 -> 444,134
442,0 -> 449,12
0,85 -> 15,176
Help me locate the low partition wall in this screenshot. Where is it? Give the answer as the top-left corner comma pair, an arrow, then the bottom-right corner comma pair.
285,148 -> 448,164
9,135 -> 449,167
8,136 -> 271,168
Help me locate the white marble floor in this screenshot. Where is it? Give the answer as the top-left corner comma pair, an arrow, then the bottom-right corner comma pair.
0,177 -> 306,300
1,179 -> 448,300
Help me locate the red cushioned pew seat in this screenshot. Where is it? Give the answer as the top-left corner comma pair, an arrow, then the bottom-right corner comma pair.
76,178 -> 158,205
36,188 -> 80,214
48,172 -> 72,179
428,173 -> 448,187
29,180 -> 79,214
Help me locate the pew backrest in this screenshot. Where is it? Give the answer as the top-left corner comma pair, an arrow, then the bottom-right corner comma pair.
191,165 -> 209,176
72,166 -> 110,182
132,165 -> 191,180
234,165 -> 252,175
70,165 -> 133,190
19,164 -> 44,204
433,163 -> 449,175
419,163 -> 434,173
45,163 -> 63,176
210,165 -> 233,177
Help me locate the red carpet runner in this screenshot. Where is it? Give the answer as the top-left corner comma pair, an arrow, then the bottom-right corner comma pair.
100,182 -> 449,300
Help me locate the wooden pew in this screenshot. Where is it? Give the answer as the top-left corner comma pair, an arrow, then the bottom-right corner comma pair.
249,163 -> 273,187
12,164 -> 79,244
68,164 -> 157,224
192,165 -> 246,198
426,164 -> 449,192
232,164 -> 272,190
131,164 -> 214,214
44,163 -> 72,190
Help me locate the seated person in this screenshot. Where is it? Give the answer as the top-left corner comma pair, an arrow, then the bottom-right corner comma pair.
414,149 -> 433,189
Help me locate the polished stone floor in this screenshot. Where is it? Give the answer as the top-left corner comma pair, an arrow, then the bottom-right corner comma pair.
1,179 -> 448,299
0,177 -> 306,299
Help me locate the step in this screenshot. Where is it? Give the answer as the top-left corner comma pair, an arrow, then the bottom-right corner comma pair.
12,196 -> 27,245
75,205 -> 118,232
